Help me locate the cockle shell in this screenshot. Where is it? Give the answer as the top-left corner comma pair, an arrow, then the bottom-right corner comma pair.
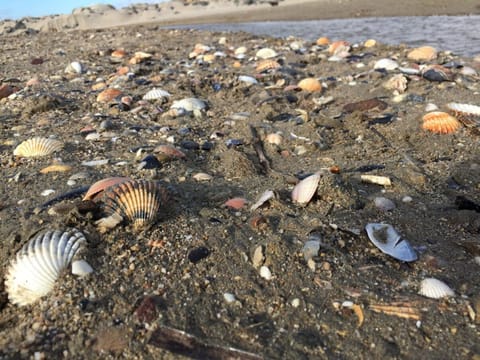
291,171 -> 322,205
297,78 -> 322,92
418,278 -> 454,299
365,223 -> 417,262
5,228 -> 87,306
446,102 -> 480,127
255,48 -> 278,59
143,88 -> 171,100
422,111 -> 461,134
83,176 -> 131,201
13,137 -> 63,157
97,179 -> 170,231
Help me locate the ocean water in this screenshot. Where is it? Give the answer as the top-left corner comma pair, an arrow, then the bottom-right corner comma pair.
167,15 -> 480,58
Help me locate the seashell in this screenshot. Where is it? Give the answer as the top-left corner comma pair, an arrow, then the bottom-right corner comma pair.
128,51 -> 152,65
234,46 -> 247,55
316,37 -> 330,46
425,103 -> 439,112
238,75 -> 258,85
71,259 -> 93,277
422,111 -> 461,134
383,74 -> 407,93
202,54 -> 215,63
91,82 -> 107,91
65,61 -> 83,74
193,172 -> 213,182
421,65 -> 453,82
111,49 -> 126,58
5,228 -> 87,306
361,174 -> 392,186
418,278 -> 454,299
83,177 -> 131,201
365,223 -> 418,262
250,190 -> 275,211
96,88 -> 123,103
374,58 -> 399,71
255,59 -> 281,73
407,46 -> 437,62
143,88 -> 171,100
364,39 -> 377,47
259,265 -> 272,280
98,179 -> 170,231
328,40 -> 350,55
40,163 -> 72,174
255,48 -> 278,59
446,102 -> 480,127
265,133 -> 283,145
224,197 -> 247,210
291,171 -> 322,205
154,144 -> 186,159
0,84 -> 15,99
14,137 -> 63,158
171,98 -> 207,112
297,78 -> 322,92
374,197 -> 396,211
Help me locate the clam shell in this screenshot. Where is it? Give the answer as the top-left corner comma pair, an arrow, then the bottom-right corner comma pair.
256,59 -> 281,73
328,40 -> 350,55
143,88 -> 171,100
5,228 -> 86,306
224,197 -> 248,210
407,46 -> 437,61
297,78 -> 322,92
364,39 -> 377,47
65,61 -> 83,74
99,179 -> 170,231
291,171 -> 322,205
13,137 -> 63,157
365,223 -> 417,262
374,58 -> 399,71
422,111 -> 461,134
97,88 -> 123,103
83,176 -> 131,201
153,144 -> 186,159
171,98 -> 207,112
446,102 -> 480,127
255,48 -> 278,59
238,75 -> 258,85
111,49 -> 126,58
418,278 -> 454,299
250,190 -> 275,211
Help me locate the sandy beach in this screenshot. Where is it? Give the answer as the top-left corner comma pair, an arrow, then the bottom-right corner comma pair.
0,1 -> 479,359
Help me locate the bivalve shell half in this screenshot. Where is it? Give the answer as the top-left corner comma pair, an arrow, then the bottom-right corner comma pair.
422,111 -> 461,134
407,46 -> 437,62
256,59 -> 281,73
446,102 -> 480,127
153,144 -> 186,159
291,171 -> 322,205
97,88 -> 123,103
365,223 -> 417,262
143,88 -> 171,100
297,78 -> 322,92
316,37 -> 330,46
98,179 -> 170,231
83,176 -> 131,201
418,278 -> 454,299
374,58 -> 399,71
171,98 -> 207,112
5,228 -> 86,306
13,137 -> 63,158
255,48 -> 278,59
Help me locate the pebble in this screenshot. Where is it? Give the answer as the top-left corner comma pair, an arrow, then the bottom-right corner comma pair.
259,265 -> 272,280
223,293 -> 236,303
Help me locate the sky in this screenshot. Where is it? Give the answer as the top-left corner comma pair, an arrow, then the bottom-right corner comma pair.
0,0 -> 167,20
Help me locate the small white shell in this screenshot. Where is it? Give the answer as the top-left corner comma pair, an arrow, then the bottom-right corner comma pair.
5,229 -> 86,306
250,190 -> 275,211
171,98 -> 207,112
418,278 -> 454,299
291,172 -> 322,205
238,75 -> 258,85
143,88 -> 171,100
71,259 -> 93,277
259,265 -> 272,280
255,48 -> 278,59
65,61 -> 83,74
13,137 -> 63,158
446,102 -> 480,116
365,223 -> 417,262
193,172 -> 213,181
374,58 -> 399,71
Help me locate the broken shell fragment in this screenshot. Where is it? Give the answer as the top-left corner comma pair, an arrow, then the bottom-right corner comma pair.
153,144 -> 186,159
250,190 -> 275,211
97,179 -> 170,231
361,174 -> 392,186
256,59 -> 281,72
224,197 -> 247,210
374,58 -> 399,71
365,223 -> 418,262
83,176 -> 131,201
422,111 -> 461,134
171,98 -> 207,112
446,102 -> 480,127
13,137 -> 63,158
291,171 -> 322,205
418,278 -> 454,299
5,228 -> 87,306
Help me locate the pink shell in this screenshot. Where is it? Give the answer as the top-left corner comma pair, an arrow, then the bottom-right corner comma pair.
83,177 -> 131,201
224,197 -> 248,210
291,172 -> 321,205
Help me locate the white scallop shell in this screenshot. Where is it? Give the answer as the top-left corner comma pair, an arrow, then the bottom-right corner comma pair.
373,58 -> 399,71
13,137 -> 63,157
143,88 -> 171,100
170,98 -> 207,112
291,171 -> 322,205
365,223 -> 417,262
418,278 -> 454,299
446,102 -> 480,116
255,48 -> 278,59
5,229 -> 86,306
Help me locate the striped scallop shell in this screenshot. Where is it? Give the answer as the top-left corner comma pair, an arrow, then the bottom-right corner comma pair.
291,171 -> 322,205
5,228 -> 86,306
422,111 -> 461,134
256,59 -> 281,73
446,102 -> 480,127
99,179 -> 170,231
13,137 -> 63,157
418,278 -> 454,299
143,88 -> 171,100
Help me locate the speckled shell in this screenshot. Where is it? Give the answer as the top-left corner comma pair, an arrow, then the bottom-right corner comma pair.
5,229 -> 86,306
297,78 -> 322,92
83,177 -> 131,201
13,137 -> 63,157
100,179 -> 170,230
418,278 -> 454,299
422,111 -> 461,134
291,172 -> 322,205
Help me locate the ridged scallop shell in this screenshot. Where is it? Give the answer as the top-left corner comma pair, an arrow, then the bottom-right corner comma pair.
418,278 -> 454,299
13,137 -> 63,157
256,59 -> 281,73
143,88 -> 171,100
365,223 -> 417,262
422,111 -> 461,134
291,171 -> 322,205
297,78 -> 322,92
446,102 -> 480,127
5,228 -> 86,306
83,176 -> 131,201
98,179 -> 170,231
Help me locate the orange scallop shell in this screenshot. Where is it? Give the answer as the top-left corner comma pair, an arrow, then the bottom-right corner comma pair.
422,112 -> 461,134
96,88 -> 123,103
83,177 -> 131,201
297,77 -> 322,92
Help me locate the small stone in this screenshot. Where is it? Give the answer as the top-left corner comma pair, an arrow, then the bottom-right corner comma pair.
223,293 -> 236,303
188,247 -> 210,263
252,245 -> 265,268
259,265 -> 272,280
291,298 -> 301,308
135,296 -> 158,324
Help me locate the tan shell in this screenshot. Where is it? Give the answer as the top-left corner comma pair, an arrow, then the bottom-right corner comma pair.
297,78 -> 322,92
364,39 -> 377,47
255,48 -> 278,59
40,163 -> 72,174
328,40 -> 350,55
407,46 -> 437,61
418,278 -> 454,299
83,177 -> 131,201
422,112 -> 461,134
291,172 -> 322,205
13,137 -> 63,157
98,179 -> 170,231
153,144 -> 186,159
256,59 -> 281,72
316,37 -> 330,46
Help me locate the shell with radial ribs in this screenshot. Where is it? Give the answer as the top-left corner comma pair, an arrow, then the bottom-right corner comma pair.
13,137 -> 63,157
418,278 -> 454,299
446,102 -> 480,127
5,228 -> 86,306
422,111 -> 461,134
97,179 -> 170,231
